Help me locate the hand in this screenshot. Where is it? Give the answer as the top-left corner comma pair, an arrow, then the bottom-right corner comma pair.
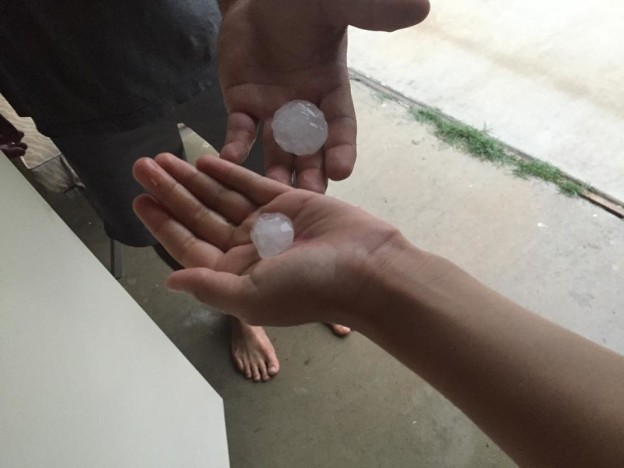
0,114 -> 27,159
132,153 -> 405,326
217,0 -> 430,192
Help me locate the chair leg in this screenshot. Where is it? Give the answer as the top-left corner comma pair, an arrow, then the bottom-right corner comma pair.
110,238 -> 124,279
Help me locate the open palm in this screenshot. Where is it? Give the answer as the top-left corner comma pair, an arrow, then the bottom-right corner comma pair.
132,153 -> 401,326
217,0 -> 430,193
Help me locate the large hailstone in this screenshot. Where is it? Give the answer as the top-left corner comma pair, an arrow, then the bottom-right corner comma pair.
251,213 -> 295,259
272,100 -> 328,155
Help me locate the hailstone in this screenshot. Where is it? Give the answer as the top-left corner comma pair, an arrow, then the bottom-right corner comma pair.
251,213 -> 295,259
272,100 -> 328,155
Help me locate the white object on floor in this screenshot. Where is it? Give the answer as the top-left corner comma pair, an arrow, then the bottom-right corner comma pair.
0,156 -> 230,468
272,100 -> 328,155
251,212 -> 295,258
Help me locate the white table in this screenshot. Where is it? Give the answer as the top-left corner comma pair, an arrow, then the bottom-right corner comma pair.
0,156 -> 229,467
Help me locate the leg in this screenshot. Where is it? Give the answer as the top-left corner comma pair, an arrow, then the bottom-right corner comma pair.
110,238 -> 124,279
175,83 -> 280,382
52,120 -> 185,247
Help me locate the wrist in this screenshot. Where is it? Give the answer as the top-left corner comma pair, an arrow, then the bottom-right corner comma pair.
343,231 -> 447,332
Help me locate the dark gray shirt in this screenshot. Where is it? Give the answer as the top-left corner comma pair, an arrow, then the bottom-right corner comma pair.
0,0 -> 221,136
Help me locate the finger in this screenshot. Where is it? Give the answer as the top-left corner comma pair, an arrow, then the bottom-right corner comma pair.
220,112 -> 259,164
294,153 -> 327,194
166,268 -> 255,318
263,118 -> 294,185
154,153 -> 257,225
3,146 -> 26,158
133,195 -> 224,268
0,141 -> 27,150
133,157 -> 236,250
319,80 -> 357,181
196,155 -> 291,206
324,0 -> 430,31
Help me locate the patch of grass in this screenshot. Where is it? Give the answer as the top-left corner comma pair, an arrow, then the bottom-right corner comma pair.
410,108 -> 513,165
513,159 -> 561,182
373,90 -> 396,104
410,107 -> 588,197
513,159 -> 588,197
558,179 -> 589,197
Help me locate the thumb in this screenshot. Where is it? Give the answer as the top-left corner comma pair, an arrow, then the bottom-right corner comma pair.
166,268 -> 254,315
325,0 -> 430,32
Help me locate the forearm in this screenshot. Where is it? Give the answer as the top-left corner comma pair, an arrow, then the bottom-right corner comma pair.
354,237 -> 624,467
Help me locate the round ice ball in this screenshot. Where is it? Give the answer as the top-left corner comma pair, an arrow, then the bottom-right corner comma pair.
272,100 -> 328,156
251,213 -> 295,259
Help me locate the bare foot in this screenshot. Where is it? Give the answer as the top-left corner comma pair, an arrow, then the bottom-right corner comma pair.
327,323 -> 352,337
231,317 -> 280,382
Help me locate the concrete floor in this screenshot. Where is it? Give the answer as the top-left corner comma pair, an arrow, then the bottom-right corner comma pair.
348,0 -> 624,203
39,80 -> 624,468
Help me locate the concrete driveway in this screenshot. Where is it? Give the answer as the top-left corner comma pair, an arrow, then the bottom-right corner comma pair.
348,0 -> 624,203
39,80 -> 624,468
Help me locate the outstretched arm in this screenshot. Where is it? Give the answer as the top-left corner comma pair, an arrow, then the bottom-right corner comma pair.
216,0 -> 430,192
133,154 -> 624,467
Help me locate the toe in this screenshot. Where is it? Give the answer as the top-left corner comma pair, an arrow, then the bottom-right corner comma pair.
266,350 -> 280,376
258,361 -> 270,381
252,364 -> 261,382
329,323 -> 352,337
243,361 -> 252,379
267,360 -> 280,377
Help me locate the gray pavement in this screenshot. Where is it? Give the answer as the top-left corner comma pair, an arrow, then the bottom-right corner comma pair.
348,0 -> 624,203
40,80 -> 623,467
